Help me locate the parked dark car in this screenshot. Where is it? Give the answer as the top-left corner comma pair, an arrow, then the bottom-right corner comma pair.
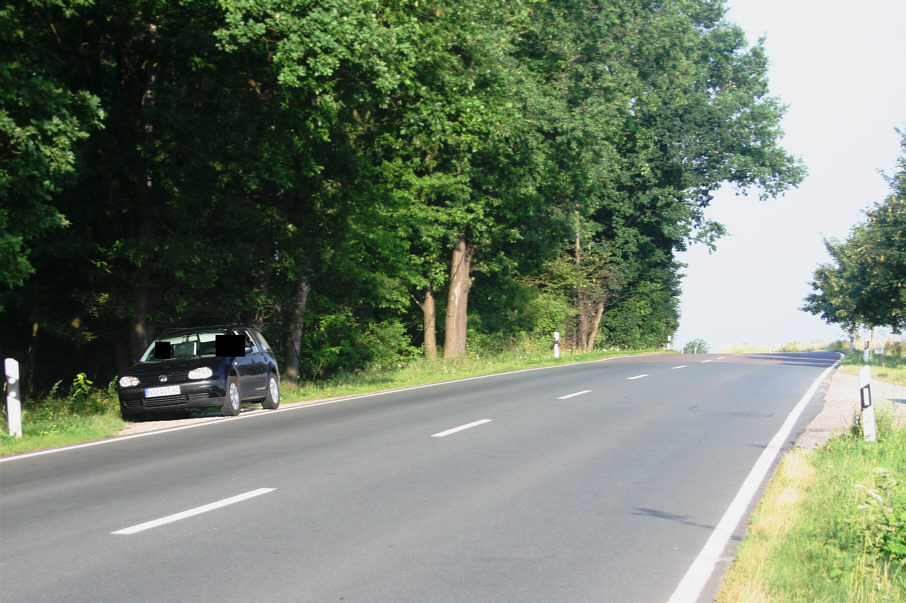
117,325 -> 280,420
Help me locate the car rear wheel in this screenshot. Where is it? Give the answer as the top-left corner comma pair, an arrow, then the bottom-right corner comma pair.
222,376 -> 242,416
262,373 -> 280,409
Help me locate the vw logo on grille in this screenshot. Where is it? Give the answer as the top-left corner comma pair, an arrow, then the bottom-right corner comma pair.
159,375 -> 168,383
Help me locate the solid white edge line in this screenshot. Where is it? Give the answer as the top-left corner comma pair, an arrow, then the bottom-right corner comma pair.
627,374 -> 649,380
557,390 -> 591,400
112,488 -> 275,535
666,355 -> 841,603
431,419 -> 492,438
1,352 -> 661,463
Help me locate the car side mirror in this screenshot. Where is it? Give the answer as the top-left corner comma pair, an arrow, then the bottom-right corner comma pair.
245,345 -> 253,355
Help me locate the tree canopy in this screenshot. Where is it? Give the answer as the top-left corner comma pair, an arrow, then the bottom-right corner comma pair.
803,131 -> 906,333
0,0 -> 804,391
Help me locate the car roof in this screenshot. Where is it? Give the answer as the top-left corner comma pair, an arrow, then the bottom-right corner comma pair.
156,325 -> 256,337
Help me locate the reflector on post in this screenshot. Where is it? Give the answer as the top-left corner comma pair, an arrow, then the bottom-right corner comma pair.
5,358 -> 22,438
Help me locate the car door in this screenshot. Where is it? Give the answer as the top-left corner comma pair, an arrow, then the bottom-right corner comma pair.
239,329 -> 267,394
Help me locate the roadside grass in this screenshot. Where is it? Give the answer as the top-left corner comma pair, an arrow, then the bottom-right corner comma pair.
1,346 -> 661,456
716,341 -> 843,354
717,407 -> 906,602
0,413 -> 126,456
1,375 -> 125,455
838,349 -> 906,387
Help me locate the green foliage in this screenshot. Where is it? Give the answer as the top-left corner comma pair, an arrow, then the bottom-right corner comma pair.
0,373 -> 122,455
1,0 -> 804,390
839,350 -> 906,387
826,420 -> 906,572
0,1 -> 103,295
684,338 -> 710,354
296,304 -> 418,379
804,131 -> 906,332
720,423 -> 906,600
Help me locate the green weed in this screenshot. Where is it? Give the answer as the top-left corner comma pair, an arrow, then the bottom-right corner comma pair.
1,374 -> 124,455
719,420 -> 906,601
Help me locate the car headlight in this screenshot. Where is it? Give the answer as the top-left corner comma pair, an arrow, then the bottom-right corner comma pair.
188,367 -> 213,380
119,376 -> 140,388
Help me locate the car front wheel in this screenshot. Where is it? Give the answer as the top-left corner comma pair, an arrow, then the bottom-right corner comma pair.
222,376 -> 242,416
262,373 -> 280,409
120,404 -> 142,422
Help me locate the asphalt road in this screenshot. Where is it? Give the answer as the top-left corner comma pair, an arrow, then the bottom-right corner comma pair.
0,352 -> 839,602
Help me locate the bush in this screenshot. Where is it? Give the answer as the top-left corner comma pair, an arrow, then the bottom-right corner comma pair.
20,374 -> 120,427
684,338 -> 709,354
299,311 -> 420,379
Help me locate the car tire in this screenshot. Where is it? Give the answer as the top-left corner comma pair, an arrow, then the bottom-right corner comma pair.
222,376 -> 242,416
262,373 -> 280,409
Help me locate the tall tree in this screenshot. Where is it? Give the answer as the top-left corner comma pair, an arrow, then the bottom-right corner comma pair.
804,131 -> 906,332
0,1 -> 102,299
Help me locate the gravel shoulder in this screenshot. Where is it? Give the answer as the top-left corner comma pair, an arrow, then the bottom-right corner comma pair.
116,398 -> 327,436
795,369 -> 906,449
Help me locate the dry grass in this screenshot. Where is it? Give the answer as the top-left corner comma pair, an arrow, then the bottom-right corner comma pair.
718,421 -> 906,603
717,449 -> 816,602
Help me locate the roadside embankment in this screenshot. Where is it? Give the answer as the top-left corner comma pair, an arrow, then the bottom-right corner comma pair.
719,368 -> 906,601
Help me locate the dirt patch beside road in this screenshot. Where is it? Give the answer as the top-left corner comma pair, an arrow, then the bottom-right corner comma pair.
796,370 -> 906,449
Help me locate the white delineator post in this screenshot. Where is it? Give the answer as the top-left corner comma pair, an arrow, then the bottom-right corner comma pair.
5,358 -> 22,438
553,331 -> 560,359
859,364 -> 876,443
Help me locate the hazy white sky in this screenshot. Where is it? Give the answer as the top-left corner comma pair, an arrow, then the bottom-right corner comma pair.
673,0 -> 906,351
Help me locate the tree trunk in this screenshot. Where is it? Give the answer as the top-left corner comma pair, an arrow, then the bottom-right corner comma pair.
444,235 -> 472,359
419,285 -> 438,359
246,238 -> 274,329
574,222 -> 587,351
576,291 -> 589,352
129,272 -> 151,361
126,28 -> 158,364
586,300 -> 604,351
26,321 -> 38,399
283,275 -> 311,385
128,200 -> 154,361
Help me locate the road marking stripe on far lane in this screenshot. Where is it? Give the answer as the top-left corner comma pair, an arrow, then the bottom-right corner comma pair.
627,374 -> 649,380
671,365 -> 687,370
431,419 -> 492,438
112,488 -> 276,535
557,390 -> 591,400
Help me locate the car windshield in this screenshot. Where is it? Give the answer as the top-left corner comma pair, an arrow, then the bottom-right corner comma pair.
140,331 -> 221,361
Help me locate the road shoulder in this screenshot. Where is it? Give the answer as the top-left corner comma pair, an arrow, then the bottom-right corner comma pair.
796,369 -> 906,449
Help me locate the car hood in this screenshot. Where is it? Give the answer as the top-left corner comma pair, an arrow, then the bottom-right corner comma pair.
123,356 -> 227,376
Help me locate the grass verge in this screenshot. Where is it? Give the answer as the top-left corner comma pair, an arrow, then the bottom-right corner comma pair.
1,347 -> 660,456
838,350 -> 906,387
0,414 -> 126,456
717,409 -> 906,602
